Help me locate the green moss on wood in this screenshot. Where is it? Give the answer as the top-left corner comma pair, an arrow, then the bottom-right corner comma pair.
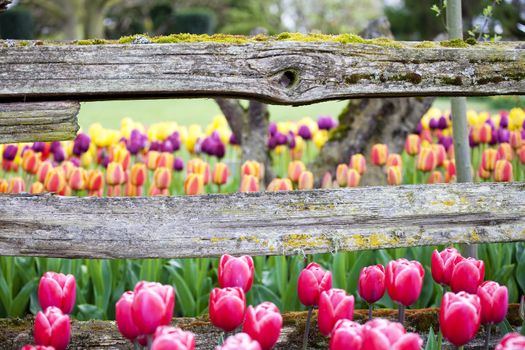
441,76 -> 463,86
440,39 -> 469,48
465,37 -> 477,45
414,41 -> 435,48
76,38 -> 109,45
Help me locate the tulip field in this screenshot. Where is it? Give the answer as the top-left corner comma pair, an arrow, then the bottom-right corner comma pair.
0,102 -> 525,349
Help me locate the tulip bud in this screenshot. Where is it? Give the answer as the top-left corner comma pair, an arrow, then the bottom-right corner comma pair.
404,134 -> 421,156
116,291 -> 141,342
130,163 -> 147,187
494,159 -> 513,182
213,162 -> 229,186
22,149 -> 41,175
217,333 -> 261,350
106,162 -> 125,186
386,153 -> 402,168
30,182 -> 45,194
38,272 -> 76,314
68,167 -> 86,191
37,161 -> 54,184
156,152 -> 174,170
431,144 -> 447,167
478,165 -> 492,180
34,306 -> 71,350
298,262 -> 332,307
336,164 -> 348,187
497,143 -> 514,161
496,333 -> 525,350
386,258 -> 424,307
427,170 -> 444,184
298,171 -> 314,190
346,168 -> 360,187
329,319 -> 363,350
386,166 -> 402,186
477,281 -> 508,325
8,177 -> 25,193
184,173 -> 204,195
187,159 -> 210,185
288,160 -> 306,182
510,131 -> 522,149
209,287 -> 246,332
358,264 -> 386,304
154,167 -> 172,190
361,318 -> 423,350
318,288 -> 355,336
371,144 -> 388,166
266,178 -> 293,192
243,302 -> 282,350
131,281 -> 175,335
21,346 -> 55,350
151,326 -> 196,350
321,172 -> 333,189
350,154 -> 367,175
86,170 -> 104,196
219,254 -> 254,293
450,256 -> 485,294
431,247 -> 460,286
0,178 -> 7,193
147,151 -> 160,170
440,291 -> 481,346
60,161 -> 75,182
417,147 -> 435,172
479,124 -> 492,144
519,146 -> 525,165
241,160 -> 264,181
239,174 -> 259,193
481,148 -> 497,171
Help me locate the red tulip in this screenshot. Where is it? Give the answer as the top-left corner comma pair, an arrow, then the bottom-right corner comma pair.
38,272 -> 76,314
297,262 -> 332,306
496,333 -> 525,350
34,306 -> 71,350
209,287 -> 246,332
151,326 -> 196,350
450,256 -> 485,294
329,320 -> 363,350
116,291 -> 141,342
440,291 -> 481,347
371,144 -> 388,166
386,259 -> 424,306
358,264 -> 386,304
21,346 -> 55,350
361,318 -> 423,350
218,254 -> 254,293
318,288 -> 354,336
431,247 -> 460,286
477,281 -> 508,324
217,333 -> 261,350
131,281 -> 175,335
242,302 -> 282,350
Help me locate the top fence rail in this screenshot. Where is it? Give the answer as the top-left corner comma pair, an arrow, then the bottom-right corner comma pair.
1,37 -> 525,105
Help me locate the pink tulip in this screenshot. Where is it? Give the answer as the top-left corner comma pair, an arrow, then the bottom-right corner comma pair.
297,262 -> 332,306
358,265 -> 386,304
151,326 -> 196,350
243,302 -> 282,350
318,288 -> 355,336
361,318 -> 423,350
450,256 -> 485,294
440,291 -> 481,346
386,259 -> 425,307
496,333 -> 525,350
477,281 -> 508,324
431,247 -> 460,286
218,254 -> 254,293
21,346 -> 55,350
131,281 -> 175,335
34,306 -> 71,350
116,291 -> 141,342
329,320 -> 363,350
209,287 -> 246,332
38,272 -> 76,314
216,333 -> 262,350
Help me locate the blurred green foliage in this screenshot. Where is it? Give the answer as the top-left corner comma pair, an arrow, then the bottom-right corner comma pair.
0,6 -> 33,39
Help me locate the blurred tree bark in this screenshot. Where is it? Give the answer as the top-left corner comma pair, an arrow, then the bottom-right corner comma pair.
0,0 -> 11,12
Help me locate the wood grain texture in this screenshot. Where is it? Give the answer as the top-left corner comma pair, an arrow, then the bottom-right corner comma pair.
0,101 -> 80,143
0,183 -> 523,259
1,41 -> 525,104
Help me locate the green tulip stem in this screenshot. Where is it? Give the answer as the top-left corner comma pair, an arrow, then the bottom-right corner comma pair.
133,340 -> 140,350
398,304 -> 406,326
485,324 -> 492,350
437,330 -> 443,350
147,334 -> 153,349
302,306 -> 314,350
458,346 -> 464,350
368,303 -> 373,321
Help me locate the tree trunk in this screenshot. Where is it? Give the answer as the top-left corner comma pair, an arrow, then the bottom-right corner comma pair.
84,0 -> 106,38
311,17 -> 435,186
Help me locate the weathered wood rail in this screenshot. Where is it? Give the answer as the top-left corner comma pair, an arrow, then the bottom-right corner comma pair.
0,183 -> 523,259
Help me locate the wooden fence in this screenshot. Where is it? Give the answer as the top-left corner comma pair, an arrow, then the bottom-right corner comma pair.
1,37 -> 525,348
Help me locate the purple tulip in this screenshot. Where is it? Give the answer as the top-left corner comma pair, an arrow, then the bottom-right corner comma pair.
268,123 -> 277,137
469,130 -> 479,148
298,125 -> 312,140
32,142 -> 46,153
162,140 -> 174,153
3,145 -> 18,161
317,116 -> 337,130
53,147 -> 66,163
275,132 -> 288,146
150,141 -> 162,152
214,142 -> 226,159
416,122 -> 423,134
174,157 -> 184,171
70,157 -> 80,167
74,133 -> 91,154
429,118 -> 438,129
267,137 -> 277,150
497,128 -> 510,143
490,129 -> 499,145
439,136 -> 454,151
500,112 -> 509,128
50,141 -> 61,153
438,116 -> 448,129
229,133 -> 238,145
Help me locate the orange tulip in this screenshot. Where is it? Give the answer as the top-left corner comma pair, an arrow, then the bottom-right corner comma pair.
431,144 -> 447,167
22,149 -> 41,175
371,144 -> 388,166
0,179 -> 7,193
321,172 -> 333,189
60,161 -> 76,181
336,164 -> 349,187
298,171 -> 314,190
510,131 -> 522,149
45,168 -> 66,193
266,178 -> 293,192
494,159 -> 513,182
112,146 -> 131,169
346,168 -> 360,187
496,143 -> 513,161
404,134 -> 421,156
478,165 -> 492,180
213,162 -> 229,186
37,161 -> 54,184
130,163 -> 147,187
386,153 -> 402,168
154,167 -> 172,190
479,124 -> 492,144
387,166 -> 402,186
157,152 -> 174,169
288,161 -> 306,182
30,182 -> 45,194
68,167 -> 86,191
106,162 -> 125,186
241,160 -> 264,181
481,149 -> 497,171
518,146 -> 525,165
184,173 -> 204,195
8,177 -> 25,193
444,160 -> 456,183
417,147 -> 436,172
239,174 -> 259,193
146,151 -> 160,170
350,154 -> 366,175
87,170 -> 104,194
427,171 -> 444,184
187,159 -> 210,185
